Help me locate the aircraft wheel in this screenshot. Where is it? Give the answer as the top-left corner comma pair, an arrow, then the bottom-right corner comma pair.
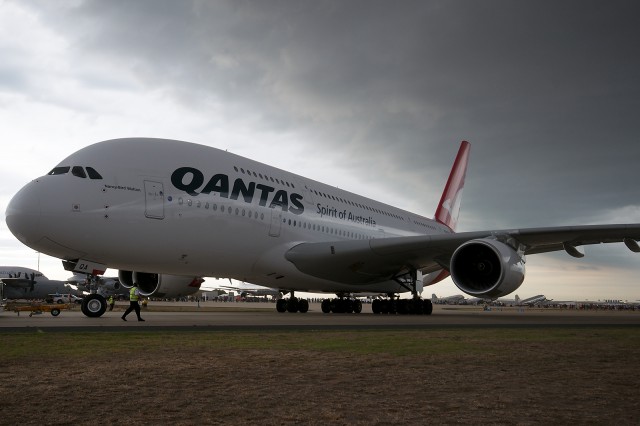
321,299 -> 331,313
411,299 -> 420,314
371,299 -> 381,314
276,299 -> 287,313
345,299 -> 354,314
298,299 -> 309,313
81,294 -> 107,318
330,299 -> 345,313
51,308 -> 61,316
287,297 -> 299,313
423,299 -> 433,315
352,299 -> 362,314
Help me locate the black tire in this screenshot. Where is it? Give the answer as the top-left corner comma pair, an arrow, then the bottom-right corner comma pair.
352,299 -> 363,314
276,299 -> 287,313
286,297 -> 299,313
81,294 -> 107,318
397,299 -> 409,315
51,309 -> 61,316
371,299 -> 381,314
298,299 -> 309,313
423,299 -> 433,315
321,299 -> 331,313
56,299 -> 64,304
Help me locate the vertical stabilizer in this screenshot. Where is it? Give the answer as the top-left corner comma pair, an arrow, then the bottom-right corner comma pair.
434,141 -> 470,231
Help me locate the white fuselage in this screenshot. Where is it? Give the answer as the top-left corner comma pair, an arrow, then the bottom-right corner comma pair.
6,138 -> 451,295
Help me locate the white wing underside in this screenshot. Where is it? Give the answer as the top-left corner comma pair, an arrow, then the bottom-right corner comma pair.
285,224 -> 640,285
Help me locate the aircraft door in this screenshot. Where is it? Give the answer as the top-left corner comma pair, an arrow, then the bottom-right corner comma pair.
269,209 -> 282,237
144,180 -> 164,219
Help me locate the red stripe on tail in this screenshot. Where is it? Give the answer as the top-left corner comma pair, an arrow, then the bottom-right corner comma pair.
434,141 -> 470,232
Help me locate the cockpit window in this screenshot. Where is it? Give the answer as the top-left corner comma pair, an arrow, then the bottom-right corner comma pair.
48,166 -> 70,175
86,167 -> 103,179
47,166 -> 103,179
71,166 -> 87,178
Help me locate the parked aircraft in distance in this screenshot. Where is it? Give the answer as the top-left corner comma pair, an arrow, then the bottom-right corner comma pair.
214,279 -> 282,299
431,293 -> 466,304
494,294 -> 547,306
6,138 -> 640,317
0,266 -> 80,300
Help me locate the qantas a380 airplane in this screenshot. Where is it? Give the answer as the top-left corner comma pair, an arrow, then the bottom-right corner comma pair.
6,138 -> 640,317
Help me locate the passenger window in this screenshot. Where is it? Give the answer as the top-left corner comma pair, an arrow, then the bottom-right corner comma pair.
48,166 -> 70,175
86,167 -> 103,179
72,166 -> 87,178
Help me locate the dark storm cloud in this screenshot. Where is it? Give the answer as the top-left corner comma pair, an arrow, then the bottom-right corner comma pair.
25,0 -> 640,229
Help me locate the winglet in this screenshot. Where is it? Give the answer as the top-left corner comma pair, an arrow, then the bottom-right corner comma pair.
434,141 -> 470,231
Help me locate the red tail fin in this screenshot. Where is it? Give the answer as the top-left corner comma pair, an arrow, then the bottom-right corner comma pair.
434,141 -> 470,231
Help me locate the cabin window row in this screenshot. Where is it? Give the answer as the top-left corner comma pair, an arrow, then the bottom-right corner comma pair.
309,188 -> 404,221
176,197 -> 373,240
233,166 -> 295,189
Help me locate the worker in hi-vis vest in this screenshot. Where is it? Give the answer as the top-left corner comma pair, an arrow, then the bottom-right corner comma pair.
121,284 -> 145,322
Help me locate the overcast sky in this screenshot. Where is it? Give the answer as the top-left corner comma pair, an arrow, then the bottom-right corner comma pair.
1,0 -> 639,301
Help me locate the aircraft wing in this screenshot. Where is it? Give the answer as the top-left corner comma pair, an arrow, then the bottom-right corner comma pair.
285,224 -> 640,284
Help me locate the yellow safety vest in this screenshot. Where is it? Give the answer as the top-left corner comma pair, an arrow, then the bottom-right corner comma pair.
129,287 -> 139,301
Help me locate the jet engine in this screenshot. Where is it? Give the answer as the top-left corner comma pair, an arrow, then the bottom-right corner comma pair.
450,238 -> 525,299
118,271 -> 203,298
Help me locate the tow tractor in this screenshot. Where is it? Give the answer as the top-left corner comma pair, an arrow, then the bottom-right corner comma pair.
3,301 -> 74,317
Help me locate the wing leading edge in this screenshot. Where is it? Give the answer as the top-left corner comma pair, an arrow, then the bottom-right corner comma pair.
285,224 -> 640,285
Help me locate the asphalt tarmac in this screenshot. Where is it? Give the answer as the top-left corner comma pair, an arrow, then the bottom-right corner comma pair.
1,301 -> 639,332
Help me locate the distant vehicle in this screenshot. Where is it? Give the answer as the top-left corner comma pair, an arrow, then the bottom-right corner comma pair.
45,294 -> 83,304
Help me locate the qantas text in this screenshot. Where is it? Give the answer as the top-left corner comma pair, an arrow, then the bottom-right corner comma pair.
171,167 -> 304,215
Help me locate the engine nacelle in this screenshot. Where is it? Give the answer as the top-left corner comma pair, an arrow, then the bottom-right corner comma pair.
450,239 -> 525,299
99,278 -> 121,292
118,270 -> 203,298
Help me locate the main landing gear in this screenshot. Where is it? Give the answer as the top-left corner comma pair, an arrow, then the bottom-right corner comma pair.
371,268 -> 433,315
276,292 -> 309,313
274,267 -> 433,315
321,295 -> 363,314
371,296 -> 432,315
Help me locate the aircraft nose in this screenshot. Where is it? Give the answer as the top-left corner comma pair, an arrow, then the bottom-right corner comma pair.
6,180 -> 42,246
